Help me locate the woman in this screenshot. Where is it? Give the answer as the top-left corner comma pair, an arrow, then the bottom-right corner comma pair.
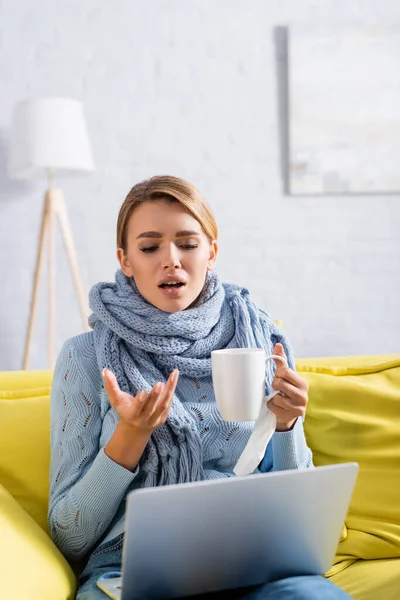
48,175 -> 351,599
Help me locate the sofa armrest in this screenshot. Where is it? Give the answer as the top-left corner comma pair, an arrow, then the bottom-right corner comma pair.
0,484 -> 76,600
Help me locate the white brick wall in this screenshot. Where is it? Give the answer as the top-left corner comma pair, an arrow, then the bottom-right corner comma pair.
1,0 -> 399,370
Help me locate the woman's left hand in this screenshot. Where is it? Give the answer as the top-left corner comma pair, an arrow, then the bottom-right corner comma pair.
267,343 -> 309,432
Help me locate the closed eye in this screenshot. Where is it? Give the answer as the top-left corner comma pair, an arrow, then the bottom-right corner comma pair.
140,244 -> 198,253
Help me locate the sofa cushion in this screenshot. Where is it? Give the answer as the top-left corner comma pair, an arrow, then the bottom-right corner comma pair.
329,556 -> 400,600
0,483 -> 76,599
297,355 -> 400,565
0,370 -> 53,531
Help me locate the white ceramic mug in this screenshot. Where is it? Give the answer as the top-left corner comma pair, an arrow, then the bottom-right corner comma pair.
211,348 -> 288,422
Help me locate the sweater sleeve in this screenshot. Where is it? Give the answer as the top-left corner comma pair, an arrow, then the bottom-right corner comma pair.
48,334 -> 138,562
259,417 -> 314,473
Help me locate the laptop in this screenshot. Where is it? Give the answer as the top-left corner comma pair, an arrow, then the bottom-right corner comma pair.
97,463 -> 358,599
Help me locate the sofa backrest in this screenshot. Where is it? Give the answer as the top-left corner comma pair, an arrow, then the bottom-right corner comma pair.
0,370 -> 52,532
297,354 -> 400,567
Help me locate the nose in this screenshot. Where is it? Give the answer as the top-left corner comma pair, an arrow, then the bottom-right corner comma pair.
162,244 -> 181,270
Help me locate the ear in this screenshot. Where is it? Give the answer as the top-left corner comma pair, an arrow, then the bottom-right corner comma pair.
117,247 -> 133,277
207,240 -> 218,271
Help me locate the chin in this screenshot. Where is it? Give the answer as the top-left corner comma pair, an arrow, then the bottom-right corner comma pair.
158,299 -> 194,313
154,292 -> 198,313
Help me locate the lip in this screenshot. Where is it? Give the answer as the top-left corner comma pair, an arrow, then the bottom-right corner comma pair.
158,284 -> 186,298
158,275 -> 187,286
158,274 -> 187,298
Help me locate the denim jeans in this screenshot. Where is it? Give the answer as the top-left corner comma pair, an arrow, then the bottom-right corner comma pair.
77,535 -> 353,600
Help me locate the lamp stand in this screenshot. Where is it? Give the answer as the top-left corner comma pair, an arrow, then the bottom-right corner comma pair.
22,188 -> 90,370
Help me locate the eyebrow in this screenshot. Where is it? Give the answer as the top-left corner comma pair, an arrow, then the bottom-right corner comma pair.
136,230 -> 201,239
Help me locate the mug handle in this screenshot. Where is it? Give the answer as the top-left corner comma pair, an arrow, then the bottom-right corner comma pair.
264,354 -> 288,403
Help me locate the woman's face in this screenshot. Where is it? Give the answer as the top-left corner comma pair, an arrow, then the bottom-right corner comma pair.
117,200 -> 218,312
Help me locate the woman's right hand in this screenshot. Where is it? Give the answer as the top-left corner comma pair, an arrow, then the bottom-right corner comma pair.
102,368 -> 179,436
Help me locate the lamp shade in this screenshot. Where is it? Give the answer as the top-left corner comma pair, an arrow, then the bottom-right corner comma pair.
9,97 -> 95,179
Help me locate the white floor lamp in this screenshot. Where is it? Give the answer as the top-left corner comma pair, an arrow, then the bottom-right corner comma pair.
9,97 -> 94,369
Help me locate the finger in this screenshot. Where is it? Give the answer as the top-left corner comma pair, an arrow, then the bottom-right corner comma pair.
102,368 -> 121,407
132,390 -> 149,419
268,397 -> 305,421
267,399 -> 291,422
269,392 -> 306,415
140,382 -> 165,419
274,367 -> 309,390
271,379 -> 308,407
272,343 -> 287,369
156,369 -> 179,419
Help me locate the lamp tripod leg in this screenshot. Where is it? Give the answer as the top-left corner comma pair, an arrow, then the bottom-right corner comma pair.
54,191 -> 89,332
48,191 -> 55,369
22,192 -> 51,370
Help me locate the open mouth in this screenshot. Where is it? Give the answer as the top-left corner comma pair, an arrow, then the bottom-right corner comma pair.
158,282 -> 185,289
158,279 -> 187,298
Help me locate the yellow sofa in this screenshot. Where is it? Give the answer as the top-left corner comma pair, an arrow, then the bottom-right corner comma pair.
1,355 -> 400,600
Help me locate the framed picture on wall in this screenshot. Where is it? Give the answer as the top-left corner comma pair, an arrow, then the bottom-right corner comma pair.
288,26 -> 400,195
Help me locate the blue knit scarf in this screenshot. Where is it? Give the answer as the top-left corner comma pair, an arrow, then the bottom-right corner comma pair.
88,269 -> 295,487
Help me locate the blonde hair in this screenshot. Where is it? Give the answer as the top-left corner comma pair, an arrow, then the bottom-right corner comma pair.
117,175 -> 218,252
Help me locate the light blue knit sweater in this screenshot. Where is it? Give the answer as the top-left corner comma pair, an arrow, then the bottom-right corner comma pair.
48,331 -> 313,562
